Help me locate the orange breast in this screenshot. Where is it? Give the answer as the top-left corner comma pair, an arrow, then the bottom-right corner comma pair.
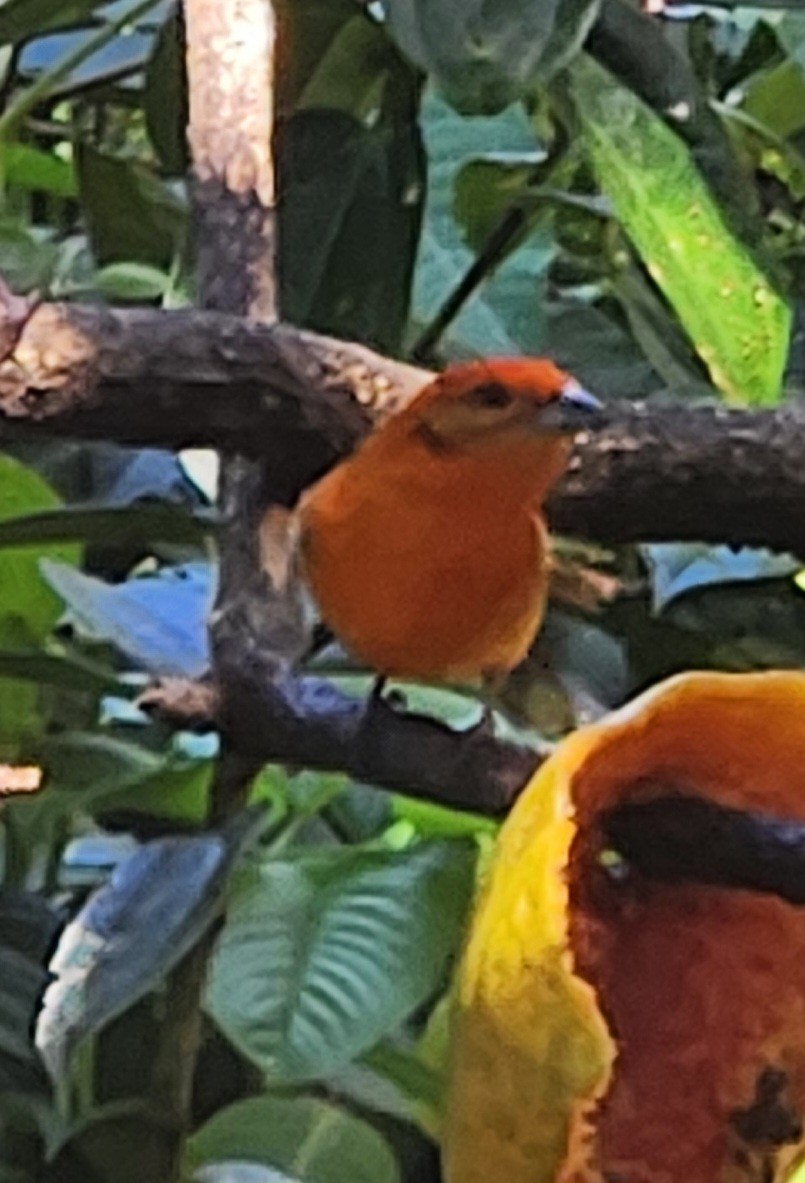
300,460 -> 550,682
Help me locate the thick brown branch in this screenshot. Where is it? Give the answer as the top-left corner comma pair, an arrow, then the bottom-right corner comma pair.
139,670 -> 542,815
548,403 -> 805,555
1,297 -> 804,552
0,302 -> 423,504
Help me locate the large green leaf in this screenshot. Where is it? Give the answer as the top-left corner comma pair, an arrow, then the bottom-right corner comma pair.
273,0 -> 357,112
379,0 -> 599,114
206,841 -> 475,1082
586,0 -> 763,239
409,91 -> 553,358
76,142 -> 188,270
186,1096 -> 400,1183
0,456 -> 79,751
542,298 -> 657,399
571,54 -> 791,405
277,14 -> 423,353
144,7 -> 188,175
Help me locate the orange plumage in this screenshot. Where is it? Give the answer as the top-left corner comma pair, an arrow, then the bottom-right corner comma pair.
299,358 -> 601,683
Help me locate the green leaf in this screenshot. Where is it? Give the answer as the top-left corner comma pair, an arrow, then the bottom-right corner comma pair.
0,503 -> 210,549
743,60 -> 805,140
0,0 -> 108,42
49,1112 -> 178,1183
96,757 -> 213,827
542,298 -> 657,400
144,8 -> 188,174
0,143 -> 76,197
379,0 -> 600,114
0,1 -> 167,141
91,261 -> 172,301
76,142 -> 188,270
2,735 -> 208,885
0,218 -> 59,293
453,158 -> 544,253
0,891 -> 60,1095
775,10 -> 805,66
0,457 -> 79,637
273,0 -> 357,113
275,6 -> 423,354
186,1096 -> 400,1183
612,264 -> 711,394
0,649 -> 120,695
278,99 -> 422,353
296,14 -> 394,119
571,54 -> 791,405
409,91 -> 553,357
359,1040 -> 445,1127
0,456 -> 79,750
329,675 -> 484,729
195,1168 -> 297,1183
206,841 -> 475,1082
34,731 -> 169,796
587,0 -> 761,238
0,947 -> 50,1068
391,795 -> 497,840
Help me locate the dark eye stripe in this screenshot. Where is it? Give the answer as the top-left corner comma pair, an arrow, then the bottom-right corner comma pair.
469,382 -> 512,409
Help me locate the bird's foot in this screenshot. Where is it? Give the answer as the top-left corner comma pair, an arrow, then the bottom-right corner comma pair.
467,701 -> 497,740
367,675 -> 407,716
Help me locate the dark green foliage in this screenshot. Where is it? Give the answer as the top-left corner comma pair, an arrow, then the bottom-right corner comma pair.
0,0 -> 805,1180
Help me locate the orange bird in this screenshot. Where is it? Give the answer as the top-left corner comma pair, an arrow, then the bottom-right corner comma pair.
298,358 -> 601,686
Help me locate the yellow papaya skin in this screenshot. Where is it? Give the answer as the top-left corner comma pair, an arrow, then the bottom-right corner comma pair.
444,672 -> 805,1183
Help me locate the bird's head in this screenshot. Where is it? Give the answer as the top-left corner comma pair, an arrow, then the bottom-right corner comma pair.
407,357 -> 604,453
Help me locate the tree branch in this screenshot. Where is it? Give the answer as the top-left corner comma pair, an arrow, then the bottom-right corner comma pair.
548,402 -> 805,556
2,294 -> 805,553
139,674 -> 543,816
148,0 -> 283,1175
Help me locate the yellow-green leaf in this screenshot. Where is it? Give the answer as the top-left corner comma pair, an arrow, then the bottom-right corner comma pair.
571,55 -> 791,406
0,456 -> 80,753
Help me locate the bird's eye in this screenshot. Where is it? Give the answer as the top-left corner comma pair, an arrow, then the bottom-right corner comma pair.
469,383 -> 512,410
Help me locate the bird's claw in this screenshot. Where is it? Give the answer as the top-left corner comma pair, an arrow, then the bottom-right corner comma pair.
366,676 -> 407,717
467,702 -> 497,740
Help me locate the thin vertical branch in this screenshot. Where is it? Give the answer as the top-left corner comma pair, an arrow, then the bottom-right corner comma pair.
186,0 -> 308,812
149,2 -> 286,1175
185,0 -> 297,805
185,0 -> 276,320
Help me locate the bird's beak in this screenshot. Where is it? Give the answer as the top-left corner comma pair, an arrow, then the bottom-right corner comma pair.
532,380 -> 604,434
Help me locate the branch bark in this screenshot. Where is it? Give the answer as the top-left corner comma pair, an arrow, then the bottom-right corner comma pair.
3,296 -> 805,553
150,0 -> 283,1176
134,681 -> 805,909
140,674 -> 544,815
